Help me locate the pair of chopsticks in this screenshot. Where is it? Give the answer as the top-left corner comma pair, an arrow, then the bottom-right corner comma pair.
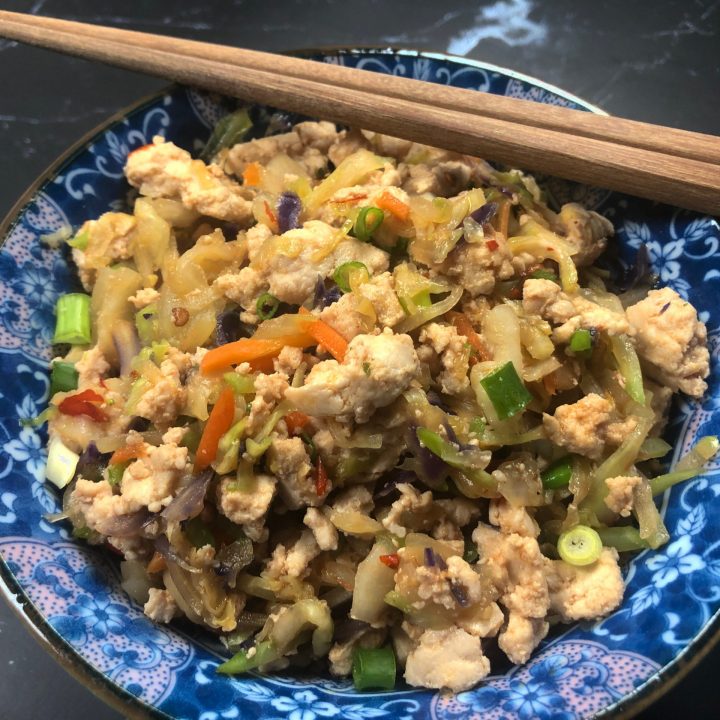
1,10 -> 718,215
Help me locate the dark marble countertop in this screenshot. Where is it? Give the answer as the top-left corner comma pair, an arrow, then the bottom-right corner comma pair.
1,0 -> 719,717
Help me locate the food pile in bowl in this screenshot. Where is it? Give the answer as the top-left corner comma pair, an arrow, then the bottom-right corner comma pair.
40,109 -> 715,693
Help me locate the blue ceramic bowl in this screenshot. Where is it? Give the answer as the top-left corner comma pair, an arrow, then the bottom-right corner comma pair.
1,49 -> 719,720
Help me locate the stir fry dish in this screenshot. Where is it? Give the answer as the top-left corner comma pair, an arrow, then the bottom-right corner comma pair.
41,110 -> 715,692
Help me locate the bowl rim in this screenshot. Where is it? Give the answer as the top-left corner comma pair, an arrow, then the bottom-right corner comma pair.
0,45 -> 716,720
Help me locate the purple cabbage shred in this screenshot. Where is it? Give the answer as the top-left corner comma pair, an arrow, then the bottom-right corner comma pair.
277,192 -> 302,234
470,201 -> 498,225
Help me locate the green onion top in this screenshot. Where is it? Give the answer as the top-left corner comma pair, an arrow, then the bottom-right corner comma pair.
256,292 -> 280,320
352,645 -> 396,691
49,361 -> 79,397
557,525 -> 603,566
106,463 -> 126,487
354,206 -> 384,242
529,268 -> 558,282
569,328 -> 593,353
478,361 -> 533,420
53,293 -> 92,345
333,261 -> 369,293
200,108 -> 253,163
469,417 -> 486,437
541,456 -> 573,489
67,230 -> 89,250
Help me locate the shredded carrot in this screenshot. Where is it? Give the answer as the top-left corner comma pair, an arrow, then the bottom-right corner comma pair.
448,311 -> 492,362
494,200 -> 511,238
201,338 -> 286,375
376,191 -> 410,222
109,442 -> 146,466
314,457 -> 329,496
379,553 -> 400,569
242,161 -> 262,186
147,552 -> 167,574
195,386 -> 236,471
248,355 -> 277,374
307,318 -> 348,362
264,200 -> 277,225
285,411 -> 311,435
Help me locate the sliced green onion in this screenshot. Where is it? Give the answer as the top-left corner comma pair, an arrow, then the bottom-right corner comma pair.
53,293 -> 92,345
416,427 -> 496,492
217,639 -> 280,675
223,372 -> 255,395
557,525 -> 603,566
256,292 -> 280,321
610,334 -> 645,405
478,361 -> 533,421
541,456 -> 573,490
125,376 -> 150,414
352,646 -> 396,691
333,261 -> 369,293
412,290 -> 432,308
66,230 -> 88,250
384,590 -> 412,613
45,437 -> 79,489
637,436 -> 672,461
200,108 -> 253,163
20,406 -> 56,428
49,361 -> 78,397
569,328 -> 593,353
596,526 -> 649,552
246,436 -> 272,460
650,435 -> 719,495
135,304 -> 159,346
184,516 -> 216,548
354,206 -> 384,242
463,537 -> 479,564
107,462 -> 126,487
529,268 -> 558,282
469,417 -> 486,437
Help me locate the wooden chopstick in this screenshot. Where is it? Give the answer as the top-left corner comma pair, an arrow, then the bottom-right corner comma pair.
0,12 -> 718,215
4,9 -> 720,168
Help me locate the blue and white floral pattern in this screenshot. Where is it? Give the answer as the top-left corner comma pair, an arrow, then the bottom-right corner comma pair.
0,50 -> 719,719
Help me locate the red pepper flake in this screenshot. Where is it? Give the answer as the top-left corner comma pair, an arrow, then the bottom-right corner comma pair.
58,389 -> 108,423
99,379 -> 108,389
486,239 -> 499,252
264,200 -> 277,225
546,247 -> 554,252
379,553 -> 400,569
314,456 -> 329,497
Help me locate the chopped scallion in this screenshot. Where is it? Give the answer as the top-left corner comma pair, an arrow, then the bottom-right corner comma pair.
223,372 -> 255,395
354,206 -> 384,242
352,646 -> 396,691
135,304 -> 159,346
53,293 -> 92,345
200,108 -> 253,163
184,515 -> 216,548
107,462 -> 126,487
469,417 -> 486,437
67,230 -> 89,250
569,328 -> 593,353
384,590 -> 411,613
333,261 -> 369,293
246,436 -> 273,460
529,268 -> 558,282
256,292 -> 280,321
49,361 -> 78,397
478,361 -> 533,420
217,639 -> 279,675
596,526 -> 649,552
541,456 -> 573,490
557,525 -> 602,566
